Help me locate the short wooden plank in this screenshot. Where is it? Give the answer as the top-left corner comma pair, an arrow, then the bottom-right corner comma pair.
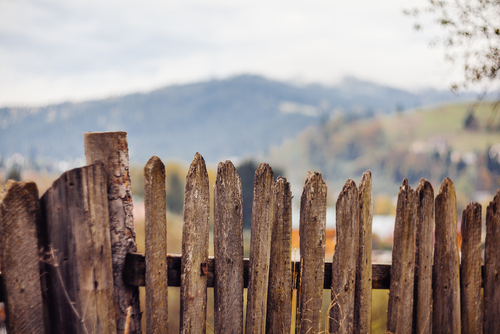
387,179 -> 417,334
245,163 -> 274,334
484,190 -> 500,334
298,171 -> 327,334
432,178 -> 460,333
266,177 -> 293,334
413,179 -> 434,334
330,179 -> 358,334
144,156 -> 168,333
0,181 -> 45,334
460,202 -> 482,334
180,153 -> 210,333
213,160 -> 244,333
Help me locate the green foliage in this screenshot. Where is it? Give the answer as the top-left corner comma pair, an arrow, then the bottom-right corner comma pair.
166,173 -> 184,214
6,163 -> 21,182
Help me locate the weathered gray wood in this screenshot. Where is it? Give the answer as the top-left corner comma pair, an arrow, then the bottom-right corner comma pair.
484,190 -> 500,334
298,171 -> 326,334
84,131 -> 140,333
245,163 -> 274,334
387,179 -> 416,334
180,153 -> 210,333
144,156 -> 168,333
413,178 -> 434,334
460,202 -> 482,334
213,160 -> 244,333
266,177 -> 293,334
330,179 -> 358,334
354,171 -> 372,334
432,178 -> 460,333
40,163 -> 116,334
0,181 -> 45,334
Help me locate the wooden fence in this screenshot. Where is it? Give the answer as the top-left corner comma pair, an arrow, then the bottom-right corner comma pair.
0,130 -> 499,333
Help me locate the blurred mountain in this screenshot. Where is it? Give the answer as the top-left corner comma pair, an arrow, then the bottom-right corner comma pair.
0,74 -> 478,164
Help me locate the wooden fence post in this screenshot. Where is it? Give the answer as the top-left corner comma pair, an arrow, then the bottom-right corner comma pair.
213,160 -> 244,333
144,156 -> 168,333
266,176 -> 293,334
246,163 -> 274,334
433,178 -> 460,333
0,181 -> 45,334
298,171 -> 326,334
387,179 -> 416,334
84,131 -> 141,333
330,179 -> 358,334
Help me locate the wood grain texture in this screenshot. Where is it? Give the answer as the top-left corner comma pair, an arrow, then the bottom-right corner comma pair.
180,153 -> 210,334
84,131 -> 140,333
213,160 -> 244,333
460,202 -> 482,334
144,156 -> 168,333
432,178 -> 460,334
298,171 -> 326,334
330,179 -> 358,334
413,179 -> 434,334
0,181 -> 45,334
245,163 -> 274,334
266,177 -> 293,334
387,179 -> 416,334
40,163 -> 116,334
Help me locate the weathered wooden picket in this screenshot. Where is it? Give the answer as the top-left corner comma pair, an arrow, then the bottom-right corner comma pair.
0,130 -> 499,334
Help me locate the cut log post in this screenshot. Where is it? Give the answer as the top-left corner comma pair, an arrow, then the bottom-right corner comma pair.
213,160 -> 244,333
180,153 -> 210,333
84,131 -> 141,333
266,176 -> 293,334
0,181 -> 45,334
432,178 -> 460,333
298,171 -> 327,334
330,179 -> 358,334
144,156 -> 168,333
245,163 -> 274,334
387,179 -> 416,334
413,179 -> 434,334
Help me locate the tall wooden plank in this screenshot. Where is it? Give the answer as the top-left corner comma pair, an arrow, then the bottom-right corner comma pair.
432,178 -> 460,333
40,163 -> 116,333
214,160 -> 244,333
484,190 -> 500,334
387,179 -> 416,334
144,156 -> 168,333
298,171 -> 327,334
413,179 -> 434,334
266,177 -> 293,334
460,202 -> 482,334
330,179 -> 358,334
84,131 -> 141,333
354,171 -> 372,334
245,163 -> 274,334
0,181 -> 45,334
180,153 -> 210,333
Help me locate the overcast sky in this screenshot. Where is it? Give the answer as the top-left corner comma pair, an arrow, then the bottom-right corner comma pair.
0,0 -> 460,107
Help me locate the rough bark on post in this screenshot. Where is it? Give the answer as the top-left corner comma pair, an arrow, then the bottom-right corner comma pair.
213,160 -> 244,333
84,131 -> 140,333
180,153 -> 210,333
0,181 -> 45,334
460,202 -> 482,334
298,171 -> 326,334
432,178 -> 460,333
266,176 -> 293,334
413,178 -> 434,334
354,171 -> 372,334
330,179 -> 358,334
245,163 -> 274,334
484,190 -> 500,334
144,156 -> 168,333
387,179 -> 416,334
